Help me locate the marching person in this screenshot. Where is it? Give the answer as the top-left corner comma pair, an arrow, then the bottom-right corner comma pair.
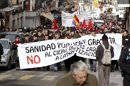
122,30 -> 130,50
96,34 -> 114,86
89,30 -> 97,72
12,35 -> 21,67
56,60 -> 99,86
119,43 -> 130,86
52,31 -> 62,71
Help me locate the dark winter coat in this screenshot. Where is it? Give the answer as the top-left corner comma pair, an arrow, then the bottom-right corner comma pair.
56,72 -> 99,86
119,46 -> 130,80
122,35 -> 130,47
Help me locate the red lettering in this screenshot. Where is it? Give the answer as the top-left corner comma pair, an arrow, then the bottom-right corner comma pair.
27,55 -> 33,64
34,55 -> 40,64
27,55 -> 41,64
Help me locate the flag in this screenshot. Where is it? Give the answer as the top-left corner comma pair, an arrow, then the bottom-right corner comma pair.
52,18 -> 57,30
82,19 -> 87,29
76,22 -> 82,29
72,15 -> 79,26
88,20 -> 93,30
93,0 -> 99,8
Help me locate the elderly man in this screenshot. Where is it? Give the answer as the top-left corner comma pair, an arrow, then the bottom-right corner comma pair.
56,60 -> 99,86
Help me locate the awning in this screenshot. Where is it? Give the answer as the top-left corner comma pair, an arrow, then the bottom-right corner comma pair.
41,12 -> 54,21
0,5 -> 21,13
0,7 -> 15,12
118,4 -> 130,7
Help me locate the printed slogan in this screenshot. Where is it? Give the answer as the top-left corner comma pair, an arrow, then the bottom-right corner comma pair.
18,34 -> 122,69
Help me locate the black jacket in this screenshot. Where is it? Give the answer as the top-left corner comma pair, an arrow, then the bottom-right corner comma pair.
119,46 -> 130,80
122,35 -> 130,47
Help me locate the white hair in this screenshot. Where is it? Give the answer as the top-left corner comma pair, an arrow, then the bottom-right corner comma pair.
70,60 -> 88,73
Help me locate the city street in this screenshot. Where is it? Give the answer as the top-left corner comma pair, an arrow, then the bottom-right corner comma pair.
0,0 -> 129,86
0,68 -> 123,86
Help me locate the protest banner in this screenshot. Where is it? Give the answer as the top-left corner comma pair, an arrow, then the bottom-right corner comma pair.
18,39 -> 75,69
18,34 -> 122,69
76,34 -> 122,60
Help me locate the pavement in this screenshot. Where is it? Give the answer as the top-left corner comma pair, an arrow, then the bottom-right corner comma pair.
92,71 -> 123,86
0,69 -> 123,86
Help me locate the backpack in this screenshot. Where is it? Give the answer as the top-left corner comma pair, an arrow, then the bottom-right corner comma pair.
101,43 -> 111,65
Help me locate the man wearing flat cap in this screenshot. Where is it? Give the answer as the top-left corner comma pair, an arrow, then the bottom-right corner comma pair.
96,34 -> 114,86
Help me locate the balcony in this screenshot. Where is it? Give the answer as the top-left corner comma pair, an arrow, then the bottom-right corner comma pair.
25,11 -> 37,17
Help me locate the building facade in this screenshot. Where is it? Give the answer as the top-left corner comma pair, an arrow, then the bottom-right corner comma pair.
24,0 -> 40,28
118,0 -> 130,31
0,0 -> 26,30
0,0 -> 9,30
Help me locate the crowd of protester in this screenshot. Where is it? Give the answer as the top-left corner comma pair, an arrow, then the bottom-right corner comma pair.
0,2 -> 129,85
1,15 -> 126,71
0,7 -> 128,72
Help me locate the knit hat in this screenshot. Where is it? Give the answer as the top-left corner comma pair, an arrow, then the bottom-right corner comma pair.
102,34 -> 108,40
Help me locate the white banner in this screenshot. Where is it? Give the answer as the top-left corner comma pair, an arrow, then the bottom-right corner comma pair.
18,39 -> 76,69
61,11 -> 98,27
76,34 -> 122,60
18,34 -> 122,69
61,11 -> 75,27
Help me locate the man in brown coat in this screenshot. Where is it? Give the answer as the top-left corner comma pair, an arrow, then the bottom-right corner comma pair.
56,60 -> 99,86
